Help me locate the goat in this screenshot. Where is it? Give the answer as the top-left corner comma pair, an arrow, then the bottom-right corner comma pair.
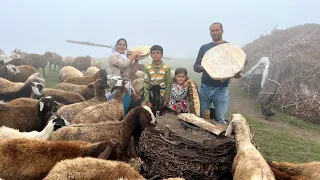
144,80 -> 165,114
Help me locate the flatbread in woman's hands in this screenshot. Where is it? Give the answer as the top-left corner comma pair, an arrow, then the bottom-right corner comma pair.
126,45 -> 151,60
201,42 -> 246,81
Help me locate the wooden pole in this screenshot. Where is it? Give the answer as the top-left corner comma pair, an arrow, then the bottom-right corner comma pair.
66,40 -> 172,60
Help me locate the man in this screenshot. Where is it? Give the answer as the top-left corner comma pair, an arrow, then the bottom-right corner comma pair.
194,22 -> 241,124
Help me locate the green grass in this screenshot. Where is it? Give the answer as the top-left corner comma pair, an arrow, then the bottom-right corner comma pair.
43,66 -> 59,88
229,86 -> 320,163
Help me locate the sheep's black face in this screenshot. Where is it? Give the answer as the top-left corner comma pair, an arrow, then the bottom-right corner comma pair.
39,96 -> 56,112
52,116 -> 70,131
0,60 -> 4,66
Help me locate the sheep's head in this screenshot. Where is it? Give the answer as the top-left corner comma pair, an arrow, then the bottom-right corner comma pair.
48,114 -> 70,131
225,114 -> 249,136
86,55 -> 92,59
43,51 -> 52,58
0,60 -> 4,66
142,105 -> 156,128
25,73 -> 45,84
30,82 -> 44,97
38,96 -> 59,112
5,64 -> 20,75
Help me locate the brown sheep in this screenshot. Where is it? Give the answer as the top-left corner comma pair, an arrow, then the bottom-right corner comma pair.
61,56 -> 74,67
0,96 -> 57,132
40,89 -> 86,105
23,52 -> 52,77
56,77 -> 108,121
8,97 -> 61,121
47,51 -> 62,71
63,68 -> 107,85
52,83 -> 95,100
3,58 -> 25,66
70,84 -> 127,124
84,66 -> 99,76
0,139 -> 117,180
268,161 -> 320,180
72,55 -> 92,72
4,65 -> 39,82
43,157 -> 145,180
0,73 -> 45,93
50,106 -> 156,162
59,66 -> 83,83
225,114 -> 275,180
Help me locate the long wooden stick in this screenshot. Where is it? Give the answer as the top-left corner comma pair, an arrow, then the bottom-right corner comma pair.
66,40 -> 172,60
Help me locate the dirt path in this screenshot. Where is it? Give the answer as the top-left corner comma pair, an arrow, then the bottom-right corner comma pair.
228,87 -> 320,142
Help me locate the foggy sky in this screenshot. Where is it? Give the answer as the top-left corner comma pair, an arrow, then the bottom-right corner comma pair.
0,0 -> 319,60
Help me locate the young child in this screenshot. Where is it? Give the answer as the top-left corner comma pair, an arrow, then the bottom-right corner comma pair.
166,67 -> 191,113
143,45 -> 172,108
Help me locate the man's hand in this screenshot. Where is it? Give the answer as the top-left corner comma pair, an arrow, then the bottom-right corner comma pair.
234,72 -> 242,79
198,65 -> 204,71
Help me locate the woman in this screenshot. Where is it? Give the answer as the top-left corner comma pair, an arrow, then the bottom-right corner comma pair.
106,37 -> 141,115
108,37 -> 141,79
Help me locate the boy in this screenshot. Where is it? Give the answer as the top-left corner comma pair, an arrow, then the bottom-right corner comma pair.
144,45 -> 172,108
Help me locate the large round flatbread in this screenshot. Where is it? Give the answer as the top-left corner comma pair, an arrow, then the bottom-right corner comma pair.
201,42 -> 246,80
127,45 -> 151,60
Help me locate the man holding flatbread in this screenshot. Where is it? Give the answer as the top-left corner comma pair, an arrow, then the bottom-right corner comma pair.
194,22 -> 241,124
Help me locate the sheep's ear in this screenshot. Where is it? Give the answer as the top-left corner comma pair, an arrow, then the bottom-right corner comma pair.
39,101 -> 44,111
97,145 -> 113,160
225,121 -> 234,136
87,83 -> 94,88
32,85 -> 42,96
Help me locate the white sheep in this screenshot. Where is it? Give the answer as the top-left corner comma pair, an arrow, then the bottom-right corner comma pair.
0,115 -> 69,140
59,66 -> 83,83
85,66 -> 100,76
225,114 -> 276,180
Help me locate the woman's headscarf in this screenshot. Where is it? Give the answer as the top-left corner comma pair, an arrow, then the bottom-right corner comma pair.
111,37 -> 128,61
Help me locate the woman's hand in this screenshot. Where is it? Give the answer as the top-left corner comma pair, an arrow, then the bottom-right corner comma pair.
131,51 -> 143,59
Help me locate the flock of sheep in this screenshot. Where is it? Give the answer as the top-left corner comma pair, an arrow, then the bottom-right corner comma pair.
0,48 -> 319,180
0,48 -> 183,180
